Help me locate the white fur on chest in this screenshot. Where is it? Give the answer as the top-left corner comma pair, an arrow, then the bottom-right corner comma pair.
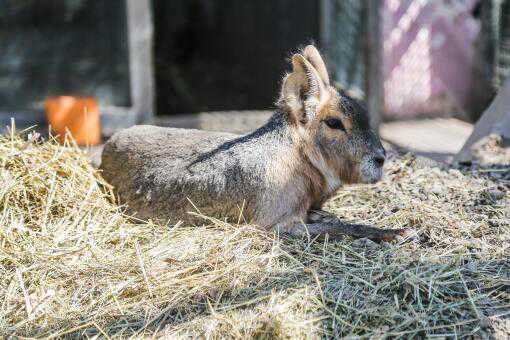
309,152 -> 342,194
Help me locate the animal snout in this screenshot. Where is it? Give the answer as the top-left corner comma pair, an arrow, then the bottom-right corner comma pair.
359,149 -> 386,184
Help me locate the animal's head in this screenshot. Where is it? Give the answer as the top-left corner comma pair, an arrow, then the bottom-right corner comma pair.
278,45 -> 385,186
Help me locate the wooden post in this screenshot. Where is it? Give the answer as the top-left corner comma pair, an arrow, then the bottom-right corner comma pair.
127,0 -> 155,123
320,0 -> 332,50
365,0 -> 382,132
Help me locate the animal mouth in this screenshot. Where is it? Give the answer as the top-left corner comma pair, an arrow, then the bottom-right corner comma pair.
359,158 -> 384,184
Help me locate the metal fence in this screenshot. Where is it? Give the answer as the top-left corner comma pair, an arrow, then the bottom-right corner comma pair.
321,0 -> 367,97
496,0 -> 510,86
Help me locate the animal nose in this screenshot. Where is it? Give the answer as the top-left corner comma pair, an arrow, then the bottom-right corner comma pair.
373,152 -> 385,167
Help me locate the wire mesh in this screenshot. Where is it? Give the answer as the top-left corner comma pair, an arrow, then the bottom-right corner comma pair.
497,0 -> 510,85
322,0 -> 366,97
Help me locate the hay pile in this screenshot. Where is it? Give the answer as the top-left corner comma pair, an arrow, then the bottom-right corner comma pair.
469,134 -> 510,168
1,128 -> 509,338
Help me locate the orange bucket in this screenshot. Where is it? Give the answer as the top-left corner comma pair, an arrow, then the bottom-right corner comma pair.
45,96 -> 101,146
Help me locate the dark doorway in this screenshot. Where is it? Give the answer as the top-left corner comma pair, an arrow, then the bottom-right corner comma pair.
153,0 -> 319,115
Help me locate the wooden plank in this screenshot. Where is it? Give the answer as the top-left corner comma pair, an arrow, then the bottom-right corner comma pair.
0,112 -> 45,132
364,0 -> 382,131
100,106 -> 138,137
1,108 -> 137,137
320,0 -> 332,49
127,0 -> 155,123
381,118 -> 473,163
454,75 -> 510,163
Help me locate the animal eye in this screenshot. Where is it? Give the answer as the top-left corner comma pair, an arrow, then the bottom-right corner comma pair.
324,118 -> 345,130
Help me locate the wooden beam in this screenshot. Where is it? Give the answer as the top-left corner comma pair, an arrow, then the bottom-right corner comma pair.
0,112 -> 45,132
365,0 -> 382,132
1,108 -> 138,137
319,0 -> 332,49
127,0 -> 155,124
100,106 -> 137,137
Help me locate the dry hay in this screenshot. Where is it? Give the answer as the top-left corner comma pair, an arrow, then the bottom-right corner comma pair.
468,134 -> 510,168
1,127 -> 509,339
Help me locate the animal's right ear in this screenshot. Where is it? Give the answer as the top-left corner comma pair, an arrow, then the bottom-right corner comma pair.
280,54 -> 329,125
303,45 -> 330,86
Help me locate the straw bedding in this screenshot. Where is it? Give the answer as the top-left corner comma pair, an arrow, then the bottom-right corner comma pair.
1,128 -> 509,339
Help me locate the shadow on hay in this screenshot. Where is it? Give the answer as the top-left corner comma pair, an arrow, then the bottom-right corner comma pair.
24,243 -> 509,339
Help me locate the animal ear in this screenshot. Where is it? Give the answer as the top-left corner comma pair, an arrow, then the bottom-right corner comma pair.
280,54 -> 328,124
303,45 -> 330,86
281,72 -> 304,123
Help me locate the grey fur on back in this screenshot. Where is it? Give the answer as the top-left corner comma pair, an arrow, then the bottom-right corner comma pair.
101,113 -> 298,225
